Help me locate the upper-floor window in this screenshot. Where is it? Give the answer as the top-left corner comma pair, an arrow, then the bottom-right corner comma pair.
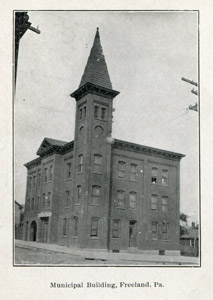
118,161 -> 126,178
112,219 -> 120,238
151,167 -> 158,184
33,176 -> 36,188
93,154 -> 102,173
101,107 -> 106,120
130,163 -> 138,181
63,218 -> 68,236
162,222 -> 169,240
47,192 -> 51,208
36,196 -> 39,211
26,199 -> 30,211
129,192 -> 137,209
117,190 -> 125,208
65,190 -> 70,207
78,155 -> 83,173
31,198 -> 35,211
162,196 -> 168,213
74,217 -> 78,236
162,170 -> 169,185
79,108 -> 83,120
29,177 -> 32,190
49,166 -> 53,181
151,222 -> 158,239
76,185 -> 81,204
42,193 -> 46,208
44,168 -> 48,183
91,217 -> 99,237
83,106 -> 86,118
151,194 -> 158,211
37,173 -> 41,187
94,105 -> 99,118
66,162 -> 72,179
92,186 -> 101,205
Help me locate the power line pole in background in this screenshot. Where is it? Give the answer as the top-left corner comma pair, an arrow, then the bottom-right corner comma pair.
181,77 -> 199,112
15,12 -> 41,85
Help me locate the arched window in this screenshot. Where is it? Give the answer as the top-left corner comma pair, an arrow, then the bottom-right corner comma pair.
65,190 -> 70,207
92,186 -> 101,205
151,194 -> 158,211
78,154 -> 83,173
66,162 -> 72,179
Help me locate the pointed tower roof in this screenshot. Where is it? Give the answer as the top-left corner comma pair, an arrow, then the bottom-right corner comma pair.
79,28 -> 112,90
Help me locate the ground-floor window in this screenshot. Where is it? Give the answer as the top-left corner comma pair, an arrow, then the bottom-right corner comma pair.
112,219 -> 120,238
91,217 -> 99,237
63,218 -> 68,236
74,217 -> 78,236
162,222 -> 169,240
151,222 -> 158,239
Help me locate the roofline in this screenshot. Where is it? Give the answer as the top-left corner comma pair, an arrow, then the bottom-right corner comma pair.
113,139 -> 185,160
15,200 -> 23,208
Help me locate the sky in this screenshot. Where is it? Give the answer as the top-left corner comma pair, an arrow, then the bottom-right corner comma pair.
15,11 -> 199,224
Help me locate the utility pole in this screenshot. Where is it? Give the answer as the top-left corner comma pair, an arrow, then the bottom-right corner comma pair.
15,12 -> 41,85
181,77 -> 199,112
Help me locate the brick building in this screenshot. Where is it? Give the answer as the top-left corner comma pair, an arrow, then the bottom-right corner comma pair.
22,28 -> 184,254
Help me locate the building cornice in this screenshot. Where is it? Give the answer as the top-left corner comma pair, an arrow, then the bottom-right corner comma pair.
113,139 -> 185,161
70,82 -> 120,101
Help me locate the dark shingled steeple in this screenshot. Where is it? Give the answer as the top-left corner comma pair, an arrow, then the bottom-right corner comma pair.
79,28 -> 112,90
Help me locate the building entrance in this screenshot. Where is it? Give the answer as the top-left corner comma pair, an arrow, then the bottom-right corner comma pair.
41,217 -> 49,243
129,220 -> 137,247
29,221 -> 37,241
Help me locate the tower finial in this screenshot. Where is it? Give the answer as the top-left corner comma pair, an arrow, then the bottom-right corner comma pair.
95,27 -> 99,38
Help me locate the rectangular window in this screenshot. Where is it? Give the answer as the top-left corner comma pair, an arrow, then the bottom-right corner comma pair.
29,177 -> 32,190
47,192 -> 51,208
78,155 -> 83,173
33,176 -> 36,188
162,223 -> 168,240
130,163 -> 138,181
129,192 -> 137,209
112,219 -> 120,238
101,107 -> 106,120
49,166 -> 53,181
151,222 -> 158,239
63,218 -> 68,236
94,154 -> 102,173
91,217 -> 98,237
151,167 -> 158,184
83,106 -> 86,118
65,190 -> 70,207
162,170 -> 169,185
44,168 -> 48,183
37,173 -> 41,187
36,197 -> 39,211
74,217 -> 78,236
151,194 -> 158,211
42,193 -> 45,208
94,105 -> 99,118
117,190 -> 125,208
66,162 -> 72,179
79,108 -> 83,120
118,161 -> 126,178
162,196 -> 168,213
92,186 -> 101,205
76,185 -> 81,204
31,198 -> 35,211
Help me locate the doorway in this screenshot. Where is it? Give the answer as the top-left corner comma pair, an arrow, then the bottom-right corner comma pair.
129,220 -> 137,247
29,221 -> 37,241
41,217 -> 49,243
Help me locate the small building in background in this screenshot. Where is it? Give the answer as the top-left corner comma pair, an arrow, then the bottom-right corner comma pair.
15,201 -> 24,239
180,222 -> 199,256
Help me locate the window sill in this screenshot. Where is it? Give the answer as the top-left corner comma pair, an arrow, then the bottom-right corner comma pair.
74,203 -> 80,206
90,204 -> 101,206
89,236 -> 100,239
116,207 -> 125,210
129,208 -> 138,210
43,180 -> 53,184
92,172 -> 103,175
129,179 -> 138,182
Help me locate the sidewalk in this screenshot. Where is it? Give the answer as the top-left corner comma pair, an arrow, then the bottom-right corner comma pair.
15,239 -> 199,265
